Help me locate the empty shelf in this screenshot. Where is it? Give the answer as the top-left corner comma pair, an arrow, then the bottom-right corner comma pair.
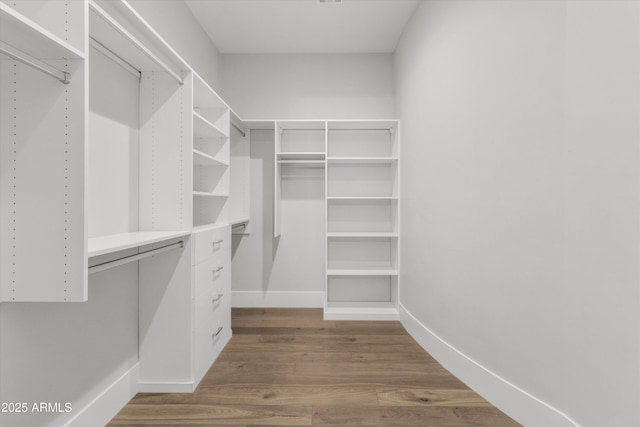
88,231 -> 190,257
193,149 -> 228,166
194,111 -> 228,139
326,268 -> 398,276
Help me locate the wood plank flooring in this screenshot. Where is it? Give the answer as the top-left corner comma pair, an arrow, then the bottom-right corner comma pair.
108,308 -> 520,426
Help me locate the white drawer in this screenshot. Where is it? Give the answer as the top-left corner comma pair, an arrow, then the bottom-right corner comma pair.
193,257 -> 228,299
194,298 -> 230,379
192,226 -> 229,266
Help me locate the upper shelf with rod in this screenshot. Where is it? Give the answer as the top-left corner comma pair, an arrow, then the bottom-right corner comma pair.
88,0 -> 188,84
0,2 -> 84,84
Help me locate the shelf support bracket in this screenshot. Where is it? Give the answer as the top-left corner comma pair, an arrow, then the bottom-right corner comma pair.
0,41 -> 70,84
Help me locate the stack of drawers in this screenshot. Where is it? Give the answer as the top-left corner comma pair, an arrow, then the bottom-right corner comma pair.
192,224 -> 232,383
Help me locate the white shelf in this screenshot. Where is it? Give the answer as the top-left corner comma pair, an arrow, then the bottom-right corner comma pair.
327,268 -> 398,276
324,303 -> 398,321
193,149 -> 228,166
327,196 -> 398,200
327,157 -> 398,164
327,232 -> 398,238
278,160 -> 325,165
194,112 -> 228,139
88,231 -> 190,258
0,3 -> 85,60
193,191 -> 229,198
278,152 -> 325,161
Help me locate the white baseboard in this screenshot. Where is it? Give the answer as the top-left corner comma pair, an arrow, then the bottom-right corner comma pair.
232,291 -> 324,308
399,304 -> 580,427
139,330 -> 233,393
64,363 -> 139,427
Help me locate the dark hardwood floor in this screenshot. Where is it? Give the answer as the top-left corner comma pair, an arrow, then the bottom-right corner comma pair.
108,308 -> 520,426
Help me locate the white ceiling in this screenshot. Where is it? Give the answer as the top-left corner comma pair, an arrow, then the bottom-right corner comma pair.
185,0 -> 421,54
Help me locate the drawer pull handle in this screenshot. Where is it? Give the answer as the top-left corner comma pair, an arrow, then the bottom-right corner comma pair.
213,266 -> 224,273
213,326 -> 223,338
212,293 -> 223,303
212,240 -> 224,248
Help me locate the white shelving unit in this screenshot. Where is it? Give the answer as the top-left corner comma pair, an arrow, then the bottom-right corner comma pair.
0,0 -> 87,302
325,120 -> 400,320
192,73 -> 231,228
85,0 -> 234,393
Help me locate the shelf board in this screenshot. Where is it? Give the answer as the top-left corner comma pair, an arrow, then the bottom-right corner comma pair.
193,149 -> 228,166
326,268 -> 398,276
88,230 -> 190,258
194,112 -> 228,139
231,218 -> 250,226
327,196 -> 398,201
278,160 -> 325,165
0,3 -> 85,60
193,191 -> 229,198
324,303 -> 398,321
277,152 -> 325,161
327,157 -> 398,164
327,232 -> 398,238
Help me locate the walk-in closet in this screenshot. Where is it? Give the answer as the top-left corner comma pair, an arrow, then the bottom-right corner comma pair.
1,1 -> 638,426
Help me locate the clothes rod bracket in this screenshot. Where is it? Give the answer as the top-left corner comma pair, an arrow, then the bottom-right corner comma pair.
0,41 -> 70,84
88,241 -> 184,275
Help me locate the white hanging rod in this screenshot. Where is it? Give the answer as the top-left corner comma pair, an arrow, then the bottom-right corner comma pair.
88,241 -> 183,275
89,37 -> 141,79
89,0 -> 183,85
232,122 -> 246,137
0,41 -> 70,84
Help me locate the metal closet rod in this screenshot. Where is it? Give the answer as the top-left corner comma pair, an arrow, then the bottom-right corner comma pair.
89,37 -> 141,79
232,122 -> 246,137
0,41 -> 70,84
88,241 -> 184,275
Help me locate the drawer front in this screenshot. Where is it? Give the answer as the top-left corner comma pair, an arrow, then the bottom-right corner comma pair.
195,286 -> 229,329
194,297 -> 230,380
193,257 -> 229,300
192,226 -> 230,266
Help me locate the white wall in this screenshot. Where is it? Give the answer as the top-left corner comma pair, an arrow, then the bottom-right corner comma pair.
127,0 -> 223,92
221,54 -> 395,119
395,1 -> 640,426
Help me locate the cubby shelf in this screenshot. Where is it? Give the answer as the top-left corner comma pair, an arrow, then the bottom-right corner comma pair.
327,232 -> 398,238
324,304 -> 399,321
327,157 -> 398,164
325,120 -> 400,320
193,191 -> 229,198
194,111 -> 228,139
88,231 -> 190,258
278,160 -> 325,165
0,2 -> 85,61
327,269 -> 398,276
278,152 -> 325,161
193,149 -> 228,166
327,196 -> 398,200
